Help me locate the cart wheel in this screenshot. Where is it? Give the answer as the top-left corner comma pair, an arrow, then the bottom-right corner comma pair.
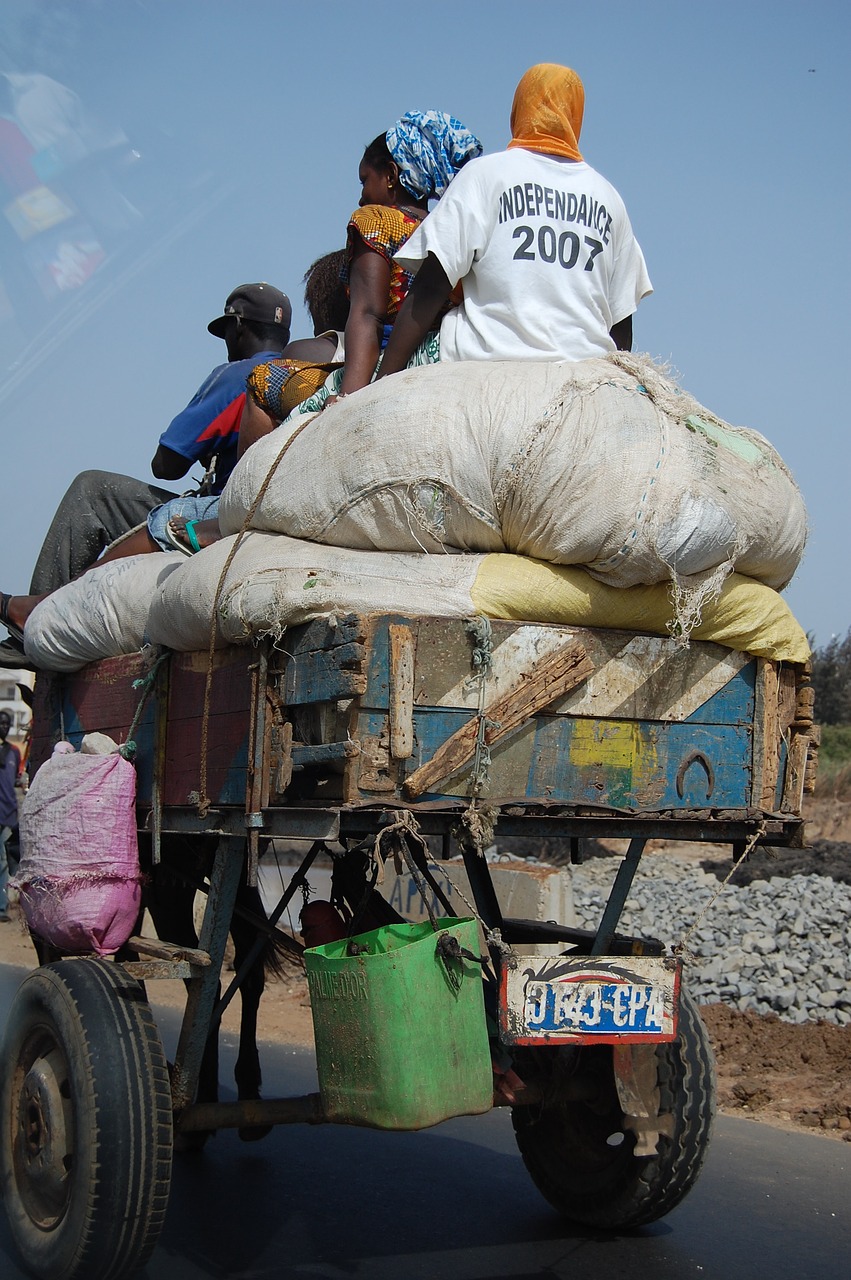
0,960 -> 173,1280
512,990 -> 715,1229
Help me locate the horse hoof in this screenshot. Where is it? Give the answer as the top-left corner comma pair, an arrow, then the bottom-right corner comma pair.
238,1124 -> 273,1143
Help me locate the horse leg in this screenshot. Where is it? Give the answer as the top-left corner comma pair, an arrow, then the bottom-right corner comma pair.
146,843 -> 221,1148
231,882 -> 272,1142
28,931 -> 62,965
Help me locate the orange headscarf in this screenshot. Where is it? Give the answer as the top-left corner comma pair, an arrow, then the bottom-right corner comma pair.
507,63 -> 584,162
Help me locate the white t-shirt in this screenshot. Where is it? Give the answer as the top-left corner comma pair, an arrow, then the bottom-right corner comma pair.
395,149 -> 653,362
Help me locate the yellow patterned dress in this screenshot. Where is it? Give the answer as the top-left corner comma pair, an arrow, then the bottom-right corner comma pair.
342,204 -> 423,324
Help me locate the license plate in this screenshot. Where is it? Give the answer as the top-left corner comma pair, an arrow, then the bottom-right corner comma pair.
499,954 -> 681,1045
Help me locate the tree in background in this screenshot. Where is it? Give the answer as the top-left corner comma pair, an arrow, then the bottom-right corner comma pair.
809,628 -> 851,725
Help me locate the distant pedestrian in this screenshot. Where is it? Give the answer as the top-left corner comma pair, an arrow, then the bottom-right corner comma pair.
0,710 -> 22,921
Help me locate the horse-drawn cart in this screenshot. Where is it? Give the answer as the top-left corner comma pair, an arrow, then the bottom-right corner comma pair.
0,613 -> 817,1280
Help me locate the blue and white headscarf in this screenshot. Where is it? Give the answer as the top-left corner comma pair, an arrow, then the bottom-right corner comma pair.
386,110 -> 483,201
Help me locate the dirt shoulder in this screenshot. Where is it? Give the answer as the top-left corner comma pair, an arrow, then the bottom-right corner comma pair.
699,1003 -> 851,1140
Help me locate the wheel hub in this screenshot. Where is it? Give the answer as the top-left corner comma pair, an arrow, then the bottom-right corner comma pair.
16,1048 -> 73,1226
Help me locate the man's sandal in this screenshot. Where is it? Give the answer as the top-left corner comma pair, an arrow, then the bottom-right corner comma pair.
165,518 -> 203,556
0,593 -> 25,645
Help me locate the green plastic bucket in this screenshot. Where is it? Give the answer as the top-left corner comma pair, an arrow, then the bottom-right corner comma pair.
304,917 -> 493,1129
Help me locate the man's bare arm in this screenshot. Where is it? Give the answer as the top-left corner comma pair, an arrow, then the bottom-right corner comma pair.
610,315 -> 633,351
151,443 -> 191,480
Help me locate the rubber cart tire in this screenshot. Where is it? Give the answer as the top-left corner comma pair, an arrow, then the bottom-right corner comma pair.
512,989 -> 715,1229
0,959 -> 173,1280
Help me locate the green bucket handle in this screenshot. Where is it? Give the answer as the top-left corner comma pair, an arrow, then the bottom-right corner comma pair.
436,929 -> 486,991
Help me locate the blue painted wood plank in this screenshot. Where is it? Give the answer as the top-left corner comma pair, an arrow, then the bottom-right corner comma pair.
528,716 -> 751,808
685,662 -> 756,725
354,707 -> 753,808
282,642 -> 367,704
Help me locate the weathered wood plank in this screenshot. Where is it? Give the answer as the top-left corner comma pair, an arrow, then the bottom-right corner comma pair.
280,613 -> 368,658
353,705 -> 753,808
409,617 -> 489,706
167,649 -> 254,721
779,665 -> 798,730
121,961 -> 194,980
292,741 -> 360,766
389,624 -> 415,759
780,664 -> 816,813
781,731 -> 809,814
281,642 -> 367,704
412,624 -> 753,725
753,660 -> 778,809
356,724 -> 400,793
33,654 -> 147,748
403,640 -> 593,799
126,935 -> 211,966
271,718 -> 293,798
33,615 -> 795,822
160,710 -> 249,806
31,655 -> 155,789
353,702 -> 756,807
558,638 -> 750,723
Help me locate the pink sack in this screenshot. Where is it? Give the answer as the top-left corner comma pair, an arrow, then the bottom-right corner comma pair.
14,744 -> 142,956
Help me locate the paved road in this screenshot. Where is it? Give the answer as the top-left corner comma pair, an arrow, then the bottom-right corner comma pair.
1,963 -> 848,1280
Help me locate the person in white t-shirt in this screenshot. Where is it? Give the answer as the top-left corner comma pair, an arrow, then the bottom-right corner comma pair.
377,63 -> 652,374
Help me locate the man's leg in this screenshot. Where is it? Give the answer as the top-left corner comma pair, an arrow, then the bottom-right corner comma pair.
0,826 -> 10,919
29,471 -> 177,593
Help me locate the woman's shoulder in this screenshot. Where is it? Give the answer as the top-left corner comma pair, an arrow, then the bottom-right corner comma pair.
347,204 -> 423,257
348,204 -> 421,233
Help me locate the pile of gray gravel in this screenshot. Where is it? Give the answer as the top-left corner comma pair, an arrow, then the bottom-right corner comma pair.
570,853 -> 851,1026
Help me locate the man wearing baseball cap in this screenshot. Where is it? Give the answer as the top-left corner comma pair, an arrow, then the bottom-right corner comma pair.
206,282 -> 292,338
34,283 -> 289,591
151,283 -> 292,493
0,282 -> 291,667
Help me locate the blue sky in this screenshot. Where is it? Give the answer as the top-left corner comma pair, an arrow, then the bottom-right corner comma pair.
2,0 -> 848,643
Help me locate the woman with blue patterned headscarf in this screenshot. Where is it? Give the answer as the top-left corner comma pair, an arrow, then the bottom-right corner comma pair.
386,110 -> 482,201
244,109 -> 481,432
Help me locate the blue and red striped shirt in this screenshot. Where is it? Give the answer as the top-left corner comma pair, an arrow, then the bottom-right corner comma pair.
157,350 -> 280,493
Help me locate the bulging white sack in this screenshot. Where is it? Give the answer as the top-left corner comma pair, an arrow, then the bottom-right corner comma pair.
146,532 -> 482,651
218,354 -> 807,593
25,552 -> 186,672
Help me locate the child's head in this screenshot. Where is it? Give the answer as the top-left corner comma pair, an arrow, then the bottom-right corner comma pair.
303,250 -> 349,335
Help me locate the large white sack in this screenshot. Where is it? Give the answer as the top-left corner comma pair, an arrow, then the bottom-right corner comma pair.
219,354 -> 807,594
25,552 -> 186,672
146,532 -> 482,651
